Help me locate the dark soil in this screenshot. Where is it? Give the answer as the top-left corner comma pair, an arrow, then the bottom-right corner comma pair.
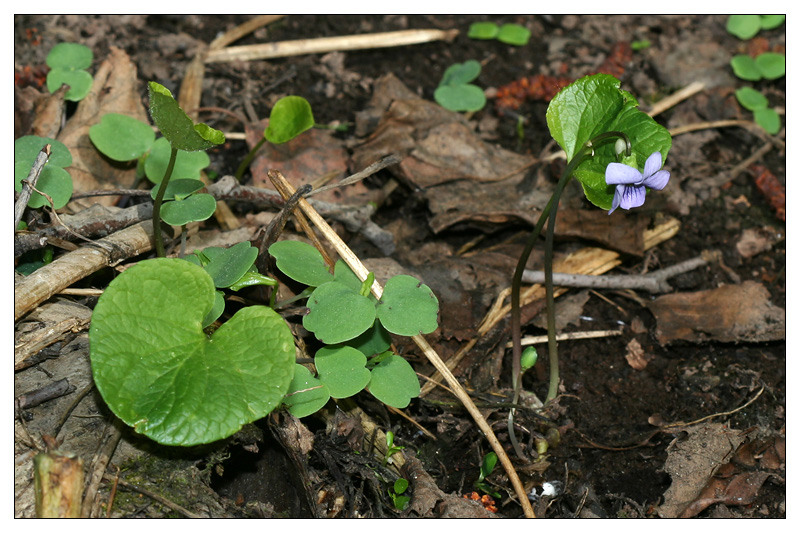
14,15 -> 785,518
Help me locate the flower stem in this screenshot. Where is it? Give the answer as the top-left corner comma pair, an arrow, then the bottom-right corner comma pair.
508,131 -> 629,458
152,146 -> 178,258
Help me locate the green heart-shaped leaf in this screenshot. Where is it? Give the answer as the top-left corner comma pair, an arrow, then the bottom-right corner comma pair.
46,68 -> 93,101
46,42 -> 93,70
14,162 -> 73,209
755,52 -> 785,80
148,82 -> 225,151
264,96 -> 315,144
468,22 -> 499,40
91,114 -> 156,161
344,321 -> 392,357
269,240 -> 333,287
731,55 -> 762,81
735,87 -> 769,111
367,355 -> 420,409
160,193 -> 217,226
376,275 -> 439,336
304,281 -> 376,344
89,258 -> 295,446
440,60 -> 482,86
496,24 -> 531,46
14,136 -> 73,168
283,364 -> 330,418
434,84 -> 486,112
314,345 -> 371,399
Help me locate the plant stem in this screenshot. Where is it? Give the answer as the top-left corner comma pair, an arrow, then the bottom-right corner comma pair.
235,137 -> 266,181
508,132 -> 629,457
152,146 -> 178,257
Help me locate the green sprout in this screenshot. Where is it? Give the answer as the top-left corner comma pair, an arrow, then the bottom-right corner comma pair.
473,451 -> 502,499
434,60 -> 486,112
146,82 -> 225,256
388,477 -> 410,511
468,22 -> 531,46
735,87 -> 781,135
383,431 -> 405,466
234,95 -> 314,181
14,136 -> 73,209
46,43 -> 93,101
273,240 -> 437,417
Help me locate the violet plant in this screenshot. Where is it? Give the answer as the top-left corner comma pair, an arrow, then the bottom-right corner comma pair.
508,74 -> 672,459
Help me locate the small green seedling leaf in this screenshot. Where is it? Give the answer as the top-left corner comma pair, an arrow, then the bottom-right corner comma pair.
144,137 -> 211,184
160,193 -> 217,226
434,84 -> 486,112
46,69 -> 93,102
394,478 -> 409,494
46,42 -> 93,70
14,160 -> 73,210
367,355 -> 420,409
496,24 -> 531,46
269,240 -> 334,287
15,136 -> 72,168
45,43 -> 94,102
755,52 -> 785,80
345,321 -> 392,357
730,55 -> 762,81
314,345 -> 372,399
468,22 -> 499,40
726,15 -> 761,40
283,364 -> 330,418
200,242 -> 259,289
304,282 -> 376,344
440,60 -> 482,86
376,275 -> 439,337
753,108 -> 781,135
735,87 -> 769,111
359,272 -> 375,298
520,346 -> 539,372
90,114 -> 155,161
148,82 -> 225,151
264,96 -> 315,144
89,258 -> 295,446
631,39 -> 651,51
149,178 -> 205,201
759,15 -> 785,30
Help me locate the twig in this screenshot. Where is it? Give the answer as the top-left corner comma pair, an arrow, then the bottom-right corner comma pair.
266,170 -> 536,518
646,81 -> 705,118
101,473 -> 202,518
82,422 -> 122,517
205,28 -> 459,63
504,328 -> 623,348
15,379 -> 74,416
521,251 -> 717,293
305,154 -> 402,197
14,144 -> 51,231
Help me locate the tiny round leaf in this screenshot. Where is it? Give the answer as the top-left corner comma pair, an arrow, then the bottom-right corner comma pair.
269,240 -> 334,287
46,68 -> 93,101
440,60 -> 482,86
730,55 -> 762,81
14,136 -> 72,168
367,355 -> 420,409
755,52 -> 785,80
467,22 -> 499,40
14,162 -> 73,209
304,282 -> 376,344
376,275 -> 439,336
753,108 -> 781,135
434,84 -> 486,112
314,346 -> 371,399
726,15 -> 761,40
90,114 -> 155,161
264,96 -> 315,144
496,24 -> 531,46
160,193 -> 217,226
46,42 -> 93,69
283,365 -> 330,418
145,137 -> 210,184
735,87 -> 768,111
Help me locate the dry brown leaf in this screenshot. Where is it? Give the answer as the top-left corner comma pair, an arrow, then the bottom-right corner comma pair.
57,47 -> 149,208
648,281 -> 785,345
624,338 -> 652,370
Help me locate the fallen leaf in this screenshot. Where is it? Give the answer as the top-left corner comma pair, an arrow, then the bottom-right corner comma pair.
648,281 -> 785,345
57,47 -> 150,207
624,338 -> 652,370
736,226 -> 784,259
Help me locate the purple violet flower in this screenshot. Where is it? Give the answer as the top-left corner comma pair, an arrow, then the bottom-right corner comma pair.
605,152 -> 670,214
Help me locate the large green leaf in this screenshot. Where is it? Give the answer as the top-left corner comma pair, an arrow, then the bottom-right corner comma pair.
148,82 -> 225,151
89,258 -> 295,446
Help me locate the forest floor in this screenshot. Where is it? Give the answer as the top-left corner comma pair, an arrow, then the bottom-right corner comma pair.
14,15 -> 785,518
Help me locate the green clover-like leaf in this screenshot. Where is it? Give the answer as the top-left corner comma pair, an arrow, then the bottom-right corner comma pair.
144,137 -> 210,184
90,113 -> 156,161
283,365 -> 330,418
89,258 -> 295,446
376,275 -> 439,337
199,242 -> 259,289
367,355 -> 420,409
314,345 -> 371,399
160,193 -> 217,226
304,281 -> 376,344
269,240 -> 334,287
14,162 -> 73,209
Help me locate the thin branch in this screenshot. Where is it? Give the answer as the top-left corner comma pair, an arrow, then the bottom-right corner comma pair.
14,144 -> 51,231
521,251 -> 717,293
